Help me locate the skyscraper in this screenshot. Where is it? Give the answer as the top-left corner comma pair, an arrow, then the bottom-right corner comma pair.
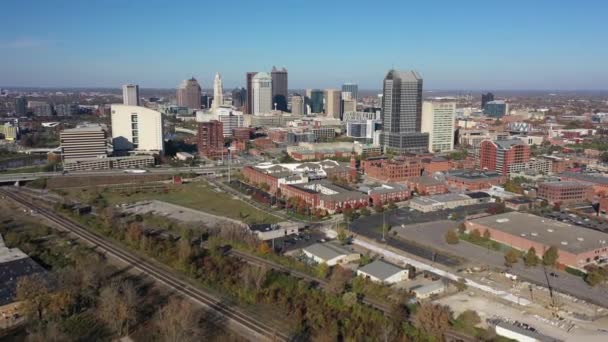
15,97 -> 27,116
481,92 -> 494,109
198,120 -> 224,158
324,89 -> 341,119
342,83 -> 358,101
232,87 -> 247,110
177,77 -> 202,111
212,72 -> 224,110
290,94 -> 304,115
245,72 -> 257,114
380,70 -> 428,154
252,72 -> 272,115
310,89 -> 324,114
271,66 -> 288,111
122,84 -> 139,106
421,101 -> 456,152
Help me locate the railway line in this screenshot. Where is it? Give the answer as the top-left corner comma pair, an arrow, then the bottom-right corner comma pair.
0,187 -> 288,342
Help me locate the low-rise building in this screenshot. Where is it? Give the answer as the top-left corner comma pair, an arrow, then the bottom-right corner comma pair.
357,259 -> 409,284
410,281 -> 446,299
63,155 -> 155,172
409,193 -> 487,212
465,212 -> 608,269
361,183 -> 409,205
508,158 -> 552,175
537,181 -> 593,204
361,157 -> 423,183
559,172 -> 608,195
281,180 -> 368,213
445,171 -> 505,191
248,222 -> 301,241
302,242 -> 360,266
408,176 -> 448,195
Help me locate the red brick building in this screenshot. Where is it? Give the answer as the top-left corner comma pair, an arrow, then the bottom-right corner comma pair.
366,184 -> 410,205
252,137 -> 276,150
281,181 -> 368,213
421,157 -> 451,174
361,157 -> 423,183
267,128 -> 288,143
479,139 -> 530,175
445,171 -> 505,191
537,181 -> 593,204
407,176 -> 448,195
198,120 -> 225,158
232,127 -> 252,141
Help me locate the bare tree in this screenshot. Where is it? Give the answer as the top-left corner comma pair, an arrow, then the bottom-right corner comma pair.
156,298 -> 202,342
97,280 -> 138,337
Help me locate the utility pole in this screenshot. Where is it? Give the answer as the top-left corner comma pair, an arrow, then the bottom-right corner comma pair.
382,210 -> 386,242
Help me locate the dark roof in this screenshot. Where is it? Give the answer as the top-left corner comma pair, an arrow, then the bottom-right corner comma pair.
560,172 -> 608,185
466,192 -> 491,199
0,257 -> 47,306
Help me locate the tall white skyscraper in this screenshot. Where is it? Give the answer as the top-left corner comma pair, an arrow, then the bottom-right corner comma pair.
212,72 -> 224,110
421,101 -> 456,152
122,84 -> 139,106
252,72 -> 272,114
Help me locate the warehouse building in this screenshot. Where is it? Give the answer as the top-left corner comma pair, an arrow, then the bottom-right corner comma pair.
465,212 -> 608,269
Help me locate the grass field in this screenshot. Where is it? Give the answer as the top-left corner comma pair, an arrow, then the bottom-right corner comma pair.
58,180 -> 281,225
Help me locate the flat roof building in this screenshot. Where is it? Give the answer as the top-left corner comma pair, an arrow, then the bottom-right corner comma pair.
60,125 -> 108,160
465,212 -> 608,269
302,242 -> 360,266
357,259 -> 409,284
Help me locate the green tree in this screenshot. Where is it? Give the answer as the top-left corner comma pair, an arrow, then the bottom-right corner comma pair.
542,246 -> 559,267
445,230 -> 459,245
387,200 -> 397,210
360,207 -> 371,216
337,228 -> 348,244
585,269 -> 605,287
504,249 -> 519,267
523,247 -> 539,267
453,310 -> 481,335
374,204 -> 384,213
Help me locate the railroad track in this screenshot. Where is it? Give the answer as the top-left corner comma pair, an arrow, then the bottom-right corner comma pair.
0,188 -> 288,342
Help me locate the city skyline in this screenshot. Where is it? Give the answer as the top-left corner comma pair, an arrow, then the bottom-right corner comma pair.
1,0 -> 607,90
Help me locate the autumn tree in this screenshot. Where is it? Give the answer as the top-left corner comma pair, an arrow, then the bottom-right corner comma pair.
156,298 -> 202,342
360,207 -> 371,216
98,280 -> 138,337
542,246 -> 559,267
16,274 -> 50,321
482,229 -> 491,241
469,229 -> 482,243
326,266 -> 352,295
445,230 -> 459,244
524,247 -> 539,267
504,249 -> 519,267
178,228 -> 194,266
413,302 -> 452,340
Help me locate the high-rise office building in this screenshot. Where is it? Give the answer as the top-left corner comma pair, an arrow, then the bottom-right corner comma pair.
421,101 -> 456,152
380,70 -> 429,154
481,92 -> 494,109
252,72 -> 273,114
28,101 -> 53,116
483,100 -> 508,118
55,103 -> 79,116
60,125 -> 107,160
111,105 -> 164,152
176,77 -> 202,110
271,66 -> 288,111
122,84 -> 140,106
290,94 -> 304,115
232,87 -> 247,110
212,73 -> 224,110
325,89 -> 341,118
245,72 -> 258,114
310,89 -> 324,114
342,83 -> 358,101
15,97 -> 27,116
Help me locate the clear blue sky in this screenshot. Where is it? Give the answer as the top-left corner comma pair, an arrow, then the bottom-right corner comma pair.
1,0 -> 607,90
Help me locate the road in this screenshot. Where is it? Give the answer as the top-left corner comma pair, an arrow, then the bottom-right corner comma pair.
0,187 -> 288,342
